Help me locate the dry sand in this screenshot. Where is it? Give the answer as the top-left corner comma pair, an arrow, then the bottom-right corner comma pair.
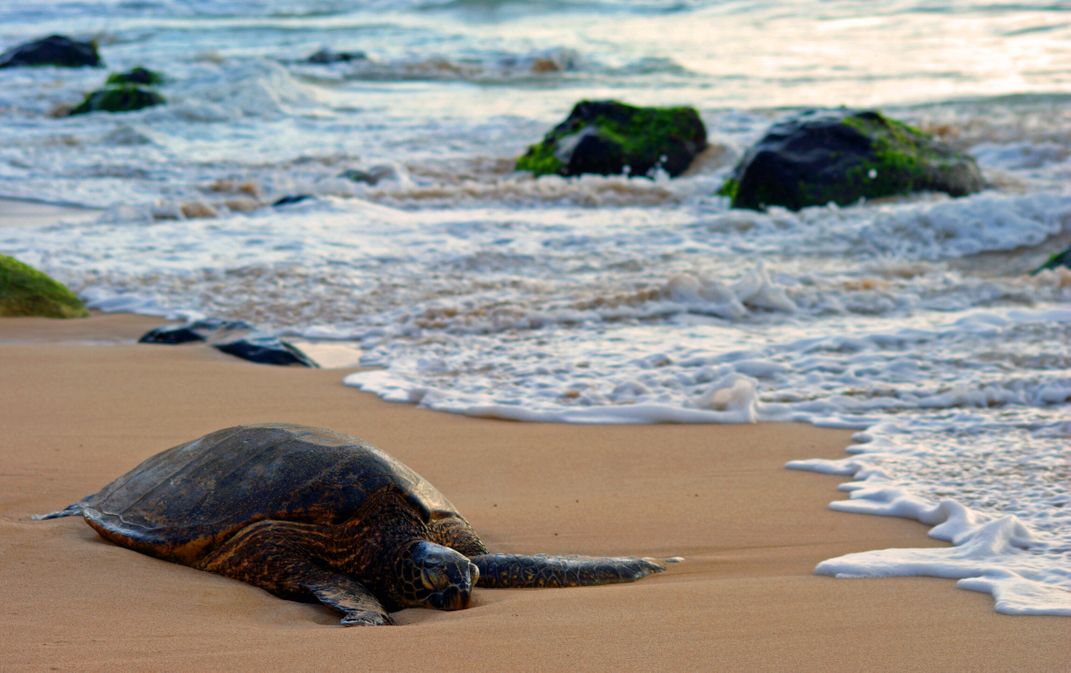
0,314 -> 1067,672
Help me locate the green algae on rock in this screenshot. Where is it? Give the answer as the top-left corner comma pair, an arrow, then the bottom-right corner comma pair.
106,66 -> 165,86
69,84 -> 165,116
1031,244 -> 1071,275
0,254 -> 88,318
720,109 -> 985,211
516,100 -> 707,179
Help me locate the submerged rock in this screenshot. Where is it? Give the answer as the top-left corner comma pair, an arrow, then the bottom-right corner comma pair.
1032,244 -> 1071,275
0,254 -> 88,319
719,108 -> 985,211
516,100 -> 707,179
338,165 -> 397,185
214,336 -> 318,367
68,85 -> 165,115
0,35 -> 102,69
106,66 -> 165,86
272,194 -> 315,208
305,48 -> 368,64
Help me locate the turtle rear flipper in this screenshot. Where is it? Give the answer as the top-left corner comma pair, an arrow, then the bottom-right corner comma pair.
471,553 -> 675,588
33,502 -> 83,520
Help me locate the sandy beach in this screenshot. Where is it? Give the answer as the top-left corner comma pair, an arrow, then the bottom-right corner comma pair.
0,313 -> 1066,672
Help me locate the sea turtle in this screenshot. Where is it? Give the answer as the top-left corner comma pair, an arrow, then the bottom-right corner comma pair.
39,423 -> 672,626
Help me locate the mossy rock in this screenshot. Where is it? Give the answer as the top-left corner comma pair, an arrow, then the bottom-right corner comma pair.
0,34 -> 102,68
1032,245 -> 1071,275
0,254 -> 88,318
106,66 -> 165,86
720,109 -> 985,211
69,85 -> 165,115
516,100 -> 707,179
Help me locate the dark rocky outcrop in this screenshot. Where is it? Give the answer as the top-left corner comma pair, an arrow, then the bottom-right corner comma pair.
139,318 -> 255,344
68,85 -> 165,115
719,109 -> 985,211
106,66 -> 164,86
214,336 -> 318,367
139,325 -> 206,344
305,48 -> 367,64
516,100 -> 707,179
0,254 -> 88,318
1032,245 -> 1071,275
0,35 -> 102,69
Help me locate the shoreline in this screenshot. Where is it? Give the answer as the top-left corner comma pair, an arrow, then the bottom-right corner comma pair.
0,197 -> 100,228
1,313 -> 1067,672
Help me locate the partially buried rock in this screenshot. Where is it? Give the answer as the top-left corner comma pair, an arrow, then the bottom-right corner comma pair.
214,336 -> 318,367
0,254 -> 88,319
719,108 -> 985,211
139,318 -> 255,344
516,100 -> 707,179
0,34 -> 102,69
69,85 -> 165,116
139,325 -> 207,345
305,48 -> 367,64
106,66 -> 165,86
1032,244 -> 1071,275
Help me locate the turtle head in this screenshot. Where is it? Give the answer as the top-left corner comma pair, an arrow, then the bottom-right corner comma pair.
392,540 -> 479,610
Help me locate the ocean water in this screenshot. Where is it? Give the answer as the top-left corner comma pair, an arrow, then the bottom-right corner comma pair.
0,0 -> 1069,615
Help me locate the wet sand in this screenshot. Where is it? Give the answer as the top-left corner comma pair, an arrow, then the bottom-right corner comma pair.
0,313 -> 1067,672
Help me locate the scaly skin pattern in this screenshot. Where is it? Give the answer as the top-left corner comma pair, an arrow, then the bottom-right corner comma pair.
471,554 -> 666,588
194,489 -> 431,608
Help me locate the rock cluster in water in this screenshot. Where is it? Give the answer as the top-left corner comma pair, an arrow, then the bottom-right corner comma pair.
0,254 -> 88,319
69,66 -> 166,116
0,34 -> 102,68
719,108 -> 985,211
516,100 -> 707,179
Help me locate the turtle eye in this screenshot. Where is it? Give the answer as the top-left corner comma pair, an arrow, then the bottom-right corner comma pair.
421,567 -> 450,591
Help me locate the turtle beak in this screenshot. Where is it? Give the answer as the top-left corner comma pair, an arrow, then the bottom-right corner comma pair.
429,561 -> 479,610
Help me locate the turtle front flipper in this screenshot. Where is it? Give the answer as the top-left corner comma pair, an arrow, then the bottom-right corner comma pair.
302,575 -> 393,626
470,553 -> 674,588
197,519 -> 392,626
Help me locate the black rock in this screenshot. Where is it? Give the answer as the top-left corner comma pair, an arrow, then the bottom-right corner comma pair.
0,35 -> 102,69
515,100 -> 707,179
214,336 -> 318,367
68,85 -> 165,115
719,108 -> 985,211
138,318 -> 255,345
305,48 -> 367,64
106,66 -> 164,86
1032,244 -> 1071,275
189,317 -> 255,332
338,165 -> 396,186
138,325 -> 207,345
272,194 -> 314,207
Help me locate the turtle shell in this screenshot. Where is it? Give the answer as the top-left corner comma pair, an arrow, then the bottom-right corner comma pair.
78,423 -> 461,564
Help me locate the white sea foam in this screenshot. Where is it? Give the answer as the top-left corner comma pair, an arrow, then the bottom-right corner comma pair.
789,427 -> 1071,616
